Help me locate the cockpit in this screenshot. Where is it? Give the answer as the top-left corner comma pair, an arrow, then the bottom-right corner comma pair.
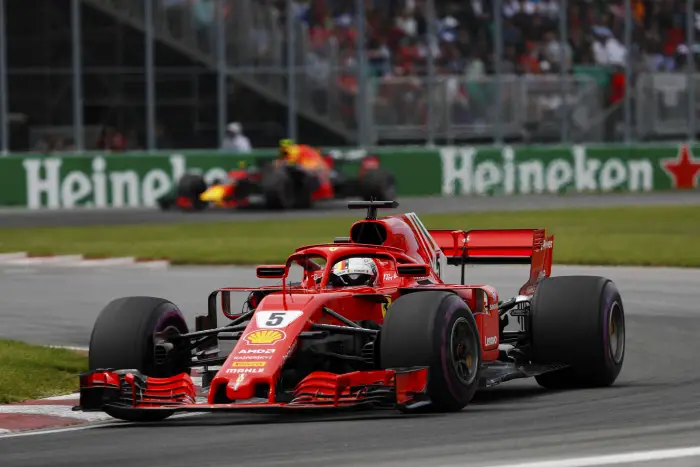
280,249 -> 401,290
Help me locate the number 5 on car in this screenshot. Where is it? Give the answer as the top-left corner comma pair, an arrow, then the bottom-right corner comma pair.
255,311 -> 304,329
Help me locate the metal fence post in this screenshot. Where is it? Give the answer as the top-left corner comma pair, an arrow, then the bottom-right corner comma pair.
558,0 -> 568,143
623,0 -> 632,143
687,0 -> 696,141
216,0 -> 226,149
426,0 -> 436,147
355,0 -> 368,148
145,0 -> 156,152
286,0 -> 297,140
71,0 -> 84,153
0,0 -> 8,155
493,0 -> 503,145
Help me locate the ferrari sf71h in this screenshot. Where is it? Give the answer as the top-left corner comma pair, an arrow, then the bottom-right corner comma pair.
75,200 -> 626,421
156,149 -> 395,212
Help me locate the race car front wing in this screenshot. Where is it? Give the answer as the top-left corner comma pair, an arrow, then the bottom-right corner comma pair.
73,367 -> 431,415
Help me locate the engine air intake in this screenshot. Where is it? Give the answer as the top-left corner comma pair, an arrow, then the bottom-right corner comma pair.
350,221 -> 387,245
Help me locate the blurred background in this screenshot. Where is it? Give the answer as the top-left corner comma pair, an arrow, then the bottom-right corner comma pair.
0,0 -> 698,154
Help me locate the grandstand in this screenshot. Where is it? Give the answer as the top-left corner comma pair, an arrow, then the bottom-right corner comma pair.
6,0 -> 352,151
3,0 -> 698,151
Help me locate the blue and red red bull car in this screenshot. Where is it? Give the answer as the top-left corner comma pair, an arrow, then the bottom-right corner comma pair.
157,145 -> 396,211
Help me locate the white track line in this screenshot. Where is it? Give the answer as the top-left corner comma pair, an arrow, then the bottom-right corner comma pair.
47,345 -> 88,353
4,255 -> 84,266
130,260 -> 170,269
0,404 -> 112,421
0,252 -> 170,269
0,422 -> 118,439
41,393 -> 80,401
475,446 -> 700,467
0,252 -> 28,261
64,257 -> 137,267
0,413 -> 205,440
47,345 -> 89,352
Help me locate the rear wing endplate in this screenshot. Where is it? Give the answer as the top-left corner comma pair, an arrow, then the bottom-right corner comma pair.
428,228 -> 554,295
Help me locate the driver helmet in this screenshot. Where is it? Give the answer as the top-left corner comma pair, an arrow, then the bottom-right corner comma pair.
331,257 -> 378,287
279,139 -> 298,160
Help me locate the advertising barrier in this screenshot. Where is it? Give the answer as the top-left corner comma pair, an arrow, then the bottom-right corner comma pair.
0,144 -> 698,209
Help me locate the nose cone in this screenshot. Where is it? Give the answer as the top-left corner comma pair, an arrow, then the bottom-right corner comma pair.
200,185 -> 226,202
208,295 -> 318,404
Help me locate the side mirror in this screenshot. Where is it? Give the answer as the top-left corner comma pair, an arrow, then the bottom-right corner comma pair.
397,264 -> 430,277
219,290 -> 239,320
256,265 -> 287,279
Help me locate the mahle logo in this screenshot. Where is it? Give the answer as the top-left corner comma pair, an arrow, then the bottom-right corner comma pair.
440,146 -> 654,196
21,154 -> 231,209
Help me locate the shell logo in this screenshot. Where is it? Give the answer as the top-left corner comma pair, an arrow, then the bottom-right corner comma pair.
244,329 -> 286,345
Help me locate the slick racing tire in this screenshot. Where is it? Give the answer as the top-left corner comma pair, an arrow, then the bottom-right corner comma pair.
359,168 -> 395,201
89,296 -> 191,422
380,291 -> 481,412
176,173 -> 208,211
530,276 -> 626,389
260,166 -> 296,210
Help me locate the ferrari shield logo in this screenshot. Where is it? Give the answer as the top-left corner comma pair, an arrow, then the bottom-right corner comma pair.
381,296 -> 393,317
233,374 -> 245,391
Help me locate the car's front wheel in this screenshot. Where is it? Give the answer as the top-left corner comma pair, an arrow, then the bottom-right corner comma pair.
380,291 -> 482,412
89,296 -> 191,421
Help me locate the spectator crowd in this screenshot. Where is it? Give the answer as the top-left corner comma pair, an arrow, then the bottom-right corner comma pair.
263,0 -> 700,136
32,0 -> 699,152
283,0 -> 697,79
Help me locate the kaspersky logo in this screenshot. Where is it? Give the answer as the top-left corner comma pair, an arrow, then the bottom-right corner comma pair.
243,329 -> 286,345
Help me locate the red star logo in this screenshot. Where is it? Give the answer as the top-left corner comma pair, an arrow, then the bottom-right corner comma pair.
662,145 -> 700,189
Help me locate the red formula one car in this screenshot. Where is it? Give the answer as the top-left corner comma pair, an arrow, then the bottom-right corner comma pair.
75,201 -> 626,421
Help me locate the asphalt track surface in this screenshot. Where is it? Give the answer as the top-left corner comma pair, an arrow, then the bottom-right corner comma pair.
1,263 -> 700,466
2,190 -> 700,227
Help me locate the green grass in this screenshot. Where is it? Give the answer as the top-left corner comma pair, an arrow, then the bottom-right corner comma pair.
0,340 -> 88,403
0,205 -> 699,267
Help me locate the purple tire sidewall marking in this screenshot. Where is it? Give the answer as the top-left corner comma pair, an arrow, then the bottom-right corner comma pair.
154,307 -> 187,334
438,299 -> 475,401
439,304 -> 458,400
600,283 -> 619,368
149,306 -> 187,371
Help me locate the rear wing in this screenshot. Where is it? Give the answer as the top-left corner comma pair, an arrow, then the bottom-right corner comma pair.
428,228 -> 554,295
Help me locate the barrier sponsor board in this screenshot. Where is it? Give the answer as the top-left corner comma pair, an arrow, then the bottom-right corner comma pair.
1,152 -> 274,209
437,145 -> 697,196
0,144 -> 698,208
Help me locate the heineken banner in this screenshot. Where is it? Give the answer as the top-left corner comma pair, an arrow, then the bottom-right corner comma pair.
0,144 -> 698,209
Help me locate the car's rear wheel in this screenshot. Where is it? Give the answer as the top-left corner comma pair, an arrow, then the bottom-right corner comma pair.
530,276 -> 626,389
380,291 -> 481,412
260,166 -> 296,210
359,168 -> 395,201
89,296 -> 191,421
176,173 -> 208,211
288,167 -> 316,209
